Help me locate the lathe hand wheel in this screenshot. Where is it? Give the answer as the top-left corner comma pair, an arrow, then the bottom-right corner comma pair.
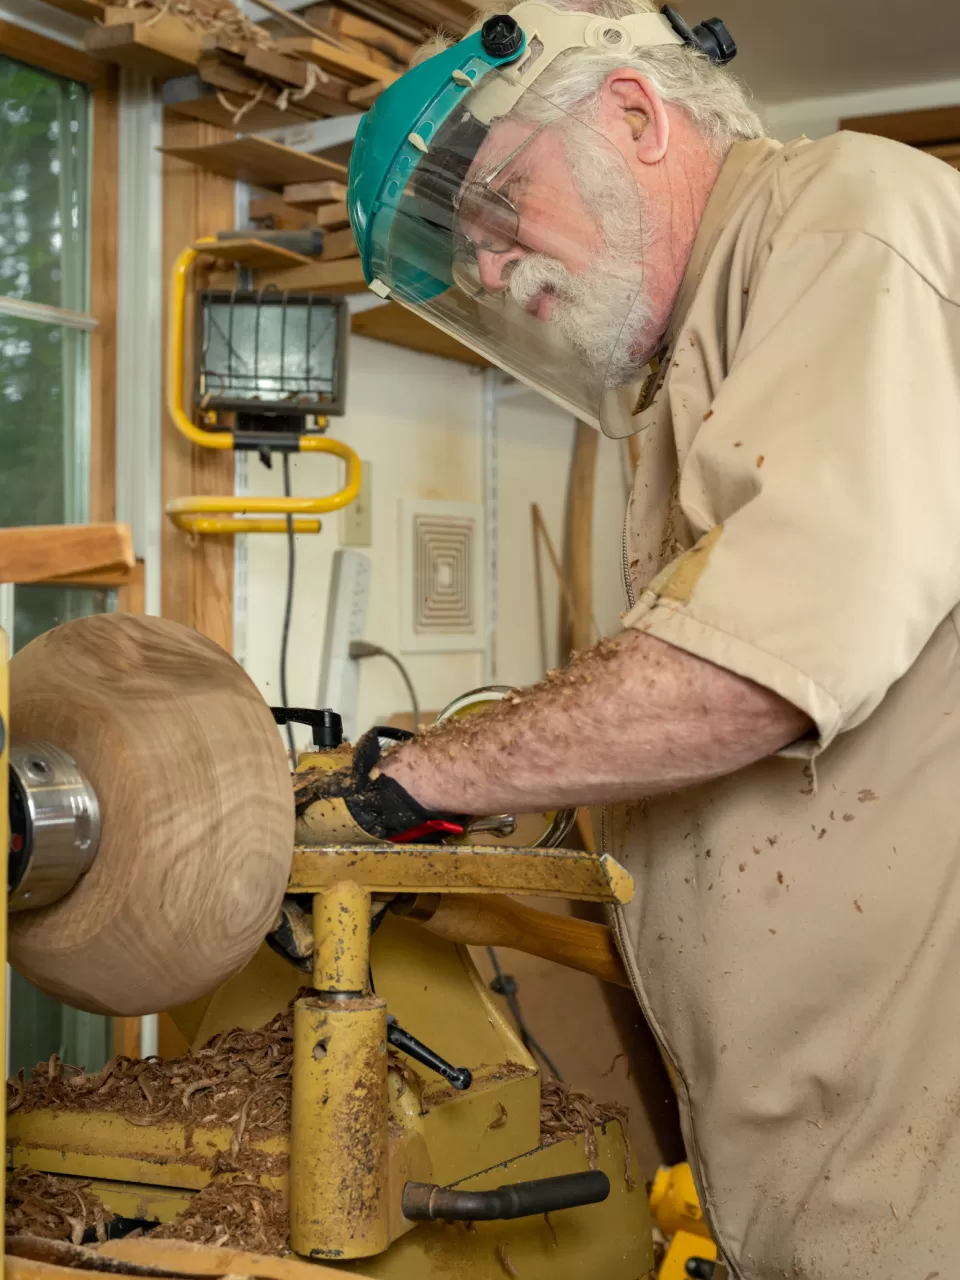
8,614 -> 294,1016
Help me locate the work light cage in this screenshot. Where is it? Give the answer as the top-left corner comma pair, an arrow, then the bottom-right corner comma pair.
195,291 -> 348,419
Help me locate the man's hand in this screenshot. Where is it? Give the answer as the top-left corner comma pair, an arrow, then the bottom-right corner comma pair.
294,728 -> 467,843
381,630 -> 813,817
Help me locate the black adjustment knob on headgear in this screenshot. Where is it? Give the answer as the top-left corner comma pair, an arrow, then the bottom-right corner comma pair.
481,13 -> 524,60
661,6 -> 737,65
694,16 -> 736,64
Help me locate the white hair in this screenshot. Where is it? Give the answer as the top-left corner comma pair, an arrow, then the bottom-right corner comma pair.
423,0 -> 765,157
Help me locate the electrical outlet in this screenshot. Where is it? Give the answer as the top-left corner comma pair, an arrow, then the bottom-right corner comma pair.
341,461 -> 372,547
316,550 -> 371,742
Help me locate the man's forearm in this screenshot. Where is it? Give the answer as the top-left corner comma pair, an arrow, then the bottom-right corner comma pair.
381,630 -> 812,815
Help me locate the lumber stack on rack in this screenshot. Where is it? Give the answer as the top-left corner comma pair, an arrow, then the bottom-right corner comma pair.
44,0 -> 491,335
73,0 -> 476,107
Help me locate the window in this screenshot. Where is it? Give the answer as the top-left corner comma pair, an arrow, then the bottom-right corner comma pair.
0,35 -> 118,1076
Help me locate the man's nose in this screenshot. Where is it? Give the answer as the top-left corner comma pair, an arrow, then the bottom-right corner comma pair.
476,244 -> 526,293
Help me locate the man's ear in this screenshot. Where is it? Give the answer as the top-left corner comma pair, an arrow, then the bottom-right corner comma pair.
598,68 -> 670,164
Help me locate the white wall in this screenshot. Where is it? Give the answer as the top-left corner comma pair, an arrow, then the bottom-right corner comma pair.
762,74 -> 960,141
241,337 -> 633,748
494,391 -> 629,689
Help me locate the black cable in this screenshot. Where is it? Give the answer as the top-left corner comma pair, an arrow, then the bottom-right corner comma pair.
348,640 -> 421,731
280,452 -> 296,762
487,946 -> 563,1081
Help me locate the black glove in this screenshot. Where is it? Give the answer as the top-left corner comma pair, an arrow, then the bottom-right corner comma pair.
294,727 -> 467,843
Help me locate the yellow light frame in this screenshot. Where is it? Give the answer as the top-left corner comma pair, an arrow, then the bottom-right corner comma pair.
166,239 -> 361,536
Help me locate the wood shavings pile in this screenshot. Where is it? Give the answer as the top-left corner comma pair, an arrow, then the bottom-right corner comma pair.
5,1168 -> 109,1246
7,1008 -> 295,1158
540,1077 -> 635,1189
112,0 -> 275,50
151,1178 -> 289,1254
6,1006 -> 633,1257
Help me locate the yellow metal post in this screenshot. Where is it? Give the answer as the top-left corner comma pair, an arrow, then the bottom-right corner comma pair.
313,880 -> 372,994
290,995 -> 389,1260
290,880 -> 390,1260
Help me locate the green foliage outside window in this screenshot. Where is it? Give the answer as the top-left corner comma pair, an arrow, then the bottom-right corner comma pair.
1,55 -> 113,1076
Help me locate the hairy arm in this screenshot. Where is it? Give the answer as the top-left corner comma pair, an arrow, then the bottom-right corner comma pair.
381,630 -> 812,815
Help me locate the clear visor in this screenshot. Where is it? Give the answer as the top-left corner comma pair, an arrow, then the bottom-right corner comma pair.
368,74 -> 650,434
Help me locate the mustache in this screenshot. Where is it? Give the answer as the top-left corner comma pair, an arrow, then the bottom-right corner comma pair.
507,254 -> 581,309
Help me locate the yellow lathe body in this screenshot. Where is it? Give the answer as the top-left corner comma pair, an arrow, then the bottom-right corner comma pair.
3,623 -> 657,1279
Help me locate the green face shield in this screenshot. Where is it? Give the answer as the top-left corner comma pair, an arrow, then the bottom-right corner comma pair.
377,86 -> 652,429
348,4 -> 692,434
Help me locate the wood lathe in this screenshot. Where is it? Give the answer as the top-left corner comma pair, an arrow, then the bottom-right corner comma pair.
3,613 -> 657,1280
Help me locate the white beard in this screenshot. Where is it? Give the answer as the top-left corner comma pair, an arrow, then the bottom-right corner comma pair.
506,134 -> 654,388
507,249 -> 651,386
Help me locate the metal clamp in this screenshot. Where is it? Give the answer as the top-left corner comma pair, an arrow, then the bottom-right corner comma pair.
9,742 -> 101,911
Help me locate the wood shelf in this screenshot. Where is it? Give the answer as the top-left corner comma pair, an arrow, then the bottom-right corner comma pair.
351,301 -> 489,366
85,15 -> 203,79
160,135 -> 347,189
209,255 -> 367,293
193,236 -> 313,268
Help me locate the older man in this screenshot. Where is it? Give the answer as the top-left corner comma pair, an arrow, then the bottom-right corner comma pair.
328,4 -> 960,1276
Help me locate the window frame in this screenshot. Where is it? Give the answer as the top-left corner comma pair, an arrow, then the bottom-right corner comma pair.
0,21 -> 118,529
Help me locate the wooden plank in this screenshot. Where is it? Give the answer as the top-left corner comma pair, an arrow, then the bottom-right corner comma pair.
0,20 -> 108,83
161,113 -> 235,648
0,525 -> 134,584
276,35 -> 398,84
160,134 -> 346,188
283,178 -> 348,206
241,44 -> 355,115
99,4 -> 159,23
303,5 -> 415,68
314,199 -> 350,228
351,300 -> 489,366
320,225 -> 357,259
559,421 -> 598,658
43,560 -> 143,588
85,18 -> 203,79
194,236 -> 313,267
249,194 -> 320,229
328,0 -> 427,42
841,102 -> 960,146
195,54 -> 317,116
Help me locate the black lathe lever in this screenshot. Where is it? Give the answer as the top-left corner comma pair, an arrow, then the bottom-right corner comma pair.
387,1015 -> 473,1091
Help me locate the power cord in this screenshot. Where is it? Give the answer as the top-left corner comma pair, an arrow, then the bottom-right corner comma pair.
349,640 -> 421,731
279,453 -> 296,762
487,945 -> 563,1081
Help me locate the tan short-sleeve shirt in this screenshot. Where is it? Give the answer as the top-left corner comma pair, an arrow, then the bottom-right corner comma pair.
605,133 -> 960,1280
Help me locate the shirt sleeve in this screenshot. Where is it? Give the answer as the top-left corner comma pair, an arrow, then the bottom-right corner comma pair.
624,228 -> 960,752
